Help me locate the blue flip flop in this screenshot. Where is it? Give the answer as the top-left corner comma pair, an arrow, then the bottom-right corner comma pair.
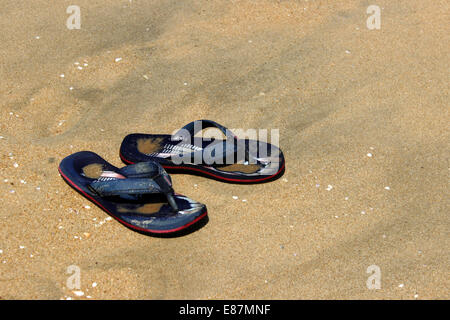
58,151 -> 207,235
120,120 -> 285,183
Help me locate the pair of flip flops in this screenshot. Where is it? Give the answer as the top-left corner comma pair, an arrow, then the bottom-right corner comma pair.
59,120 -> 285,235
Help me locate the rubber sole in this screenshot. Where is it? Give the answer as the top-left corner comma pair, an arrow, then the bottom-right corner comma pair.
120,152 -> 285,184
58,166 -> 208,235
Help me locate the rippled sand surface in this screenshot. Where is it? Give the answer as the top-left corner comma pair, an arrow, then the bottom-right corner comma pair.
0,0 -> 448,299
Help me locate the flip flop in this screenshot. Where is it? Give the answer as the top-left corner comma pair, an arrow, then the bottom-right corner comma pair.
120,120 -> 285,183
58,151 -> 207,235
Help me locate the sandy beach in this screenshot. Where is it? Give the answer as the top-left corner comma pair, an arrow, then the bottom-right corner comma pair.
0,0 -> 448,299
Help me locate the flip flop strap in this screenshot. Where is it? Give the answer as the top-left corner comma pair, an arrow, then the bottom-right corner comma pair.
89,172 -> 178,211
89,178 -> 164,197
118,161 -> 161,178
172,119 -> 238,142
118,161 -> 172,186
171,120 -> 259,166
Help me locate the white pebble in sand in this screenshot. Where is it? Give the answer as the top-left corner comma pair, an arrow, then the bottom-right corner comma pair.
398,284 -> 404,288
384,186 -> 390,190
92,282 -> 98,288
19,245 -> 25,249
115,57 -> 122,62
232,196 -> 238,200
84,205 -> 91,209
242,199 -> 247,202
69,87 -> 74,91
35,36 -> 40,39
73,291 -> 84,297
0,250 -> 3,254
77,66 -> 83,70
367,153 -> 372,157
326,185 -> 333,191
13,163 -> 19,168
60,74 -> 65,78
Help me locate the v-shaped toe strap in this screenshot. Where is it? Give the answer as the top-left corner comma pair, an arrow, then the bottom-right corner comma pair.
173,119 -> 238,142
170,120 -> 263,167
89,162 -> 178,211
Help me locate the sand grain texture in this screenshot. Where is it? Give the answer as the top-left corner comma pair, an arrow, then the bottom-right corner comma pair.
0,0 -> 448,299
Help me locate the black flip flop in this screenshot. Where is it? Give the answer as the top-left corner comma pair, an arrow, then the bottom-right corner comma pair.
58,151 -> 207,235
120,120 -> 285,183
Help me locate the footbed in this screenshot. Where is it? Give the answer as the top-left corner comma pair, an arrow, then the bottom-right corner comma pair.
217,163 -> 261,173
135,137 -> 262,173
82,163 -> 104,179
118,203 -> 166,214
137,137 -> 164,154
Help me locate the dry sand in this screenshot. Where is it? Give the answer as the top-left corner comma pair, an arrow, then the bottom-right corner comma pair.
0,0 -> 448,299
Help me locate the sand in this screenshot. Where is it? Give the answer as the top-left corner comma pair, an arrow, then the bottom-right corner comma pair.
0,0 -> 448,299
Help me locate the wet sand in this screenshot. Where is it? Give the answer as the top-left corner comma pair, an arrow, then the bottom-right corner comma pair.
0,0 -> 448,299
